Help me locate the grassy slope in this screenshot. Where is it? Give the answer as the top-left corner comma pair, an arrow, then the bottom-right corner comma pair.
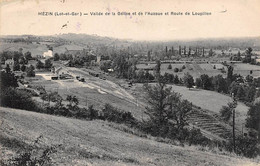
169,85 -> 248,132
0,107 -> 259,166
129,83 -> 248,135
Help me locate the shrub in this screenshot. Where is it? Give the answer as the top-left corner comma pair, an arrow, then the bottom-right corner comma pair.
101,103 -> 137,125
26,65 -> 35,77
231,136 -> 259,158
188,128 -> 211,146
0,136 -> 58,166
89,105 -> 99,119
219,103 -> 233,121
0,87 -> 40,112
174,68 -> 179,72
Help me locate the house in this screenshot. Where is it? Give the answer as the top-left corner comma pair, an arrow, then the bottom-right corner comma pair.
5,58 -> 14,68
43,50 -> 53,58
107,68 -> 114,72
96,55 -> 101,64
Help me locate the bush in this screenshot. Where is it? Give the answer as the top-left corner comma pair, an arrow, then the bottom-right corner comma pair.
167,64 -> 172,69
174,68 -> 179,72
219,103 -> 233,121
101,104 -> 137,125
188,128 -> 211,146
26,65 -> 35,77
0,87 -> 40,112
231,136 -> 259,158
40,91 -> 62,103
87,105 -> 98,120
0,136 -> 58,166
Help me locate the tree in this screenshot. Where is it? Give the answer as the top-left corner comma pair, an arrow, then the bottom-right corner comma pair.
174,68 -> 179,73
136,69 -> 145,83
26,65 -> 35,77
227,65 -> 233,82
188,47 -> 191,57
53,53 -> 60,61
5,64 -> 11,73
36,60 -> 44,69
246,102 -> 260,139
200,74 -> 212,90
235,135 -> 259,158
66,95 -> 79,110
154,60 -> 161,80
220,102 -> 233,121
0,71 -> 18,89
19,57 -> 27,64
21,64 -> 26,72
88,105 -> 98,120
44,59 -> 53,69
13,61 -> 20,71
100,61 -> 112,72
143,81 -> 173,136
236,86 -> 245,101
195,78 -> 202,88
173,75 -> 179,84
163,73 -> 174,83
144,71 -> 154,82
179,46 -> 181,55
170,99 -> 192,131
13,51 -> 23,61
212,75 -> 228,93
208,49 -> 214,56
113,54 -> 130,78
245,86 -> 256,102
24,51 -> 32,61
183,73 -> 194,89
243,47 -> 253,63
19,48 -> 23,53
246,75 -> 254,83
167,64 -> 172,69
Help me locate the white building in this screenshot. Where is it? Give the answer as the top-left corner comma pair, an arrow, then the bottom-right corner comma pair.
43,50 -> 53,58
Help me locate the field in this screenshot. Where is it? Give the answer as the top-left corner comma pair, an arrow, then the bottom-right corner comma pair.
137,62 -> 260,78
29,65 -> 147,120
0,41 -> 85,57
167,84 -> 248,133
129,83 -> 248,135
1,107 -> 259,166
0,42 -> 48,56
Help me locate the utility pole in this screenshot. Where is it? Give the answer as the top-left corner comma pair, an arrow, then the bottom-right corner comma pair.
232,93 -> 237,153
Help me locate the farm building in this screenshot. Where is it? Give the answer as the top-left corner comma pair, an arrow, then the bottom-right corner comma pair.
59,73 -> 73,79
51,76 -> 58,80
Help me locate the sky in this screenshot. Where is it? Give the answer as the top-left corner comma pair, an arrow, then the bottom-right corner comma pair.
1,0 -> 260,41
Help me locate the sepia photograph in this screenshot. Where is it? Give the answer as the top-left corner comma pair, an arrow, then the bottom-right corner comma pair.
0,0 -> 260,165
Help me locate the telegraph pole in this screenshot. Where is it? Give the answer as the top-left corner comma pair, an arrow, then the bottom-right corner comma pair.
232,93 -> 237,153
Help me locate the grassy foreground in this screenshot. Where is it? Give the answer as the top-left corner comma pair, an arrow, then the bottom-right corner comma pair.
0,107 -> 259,166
